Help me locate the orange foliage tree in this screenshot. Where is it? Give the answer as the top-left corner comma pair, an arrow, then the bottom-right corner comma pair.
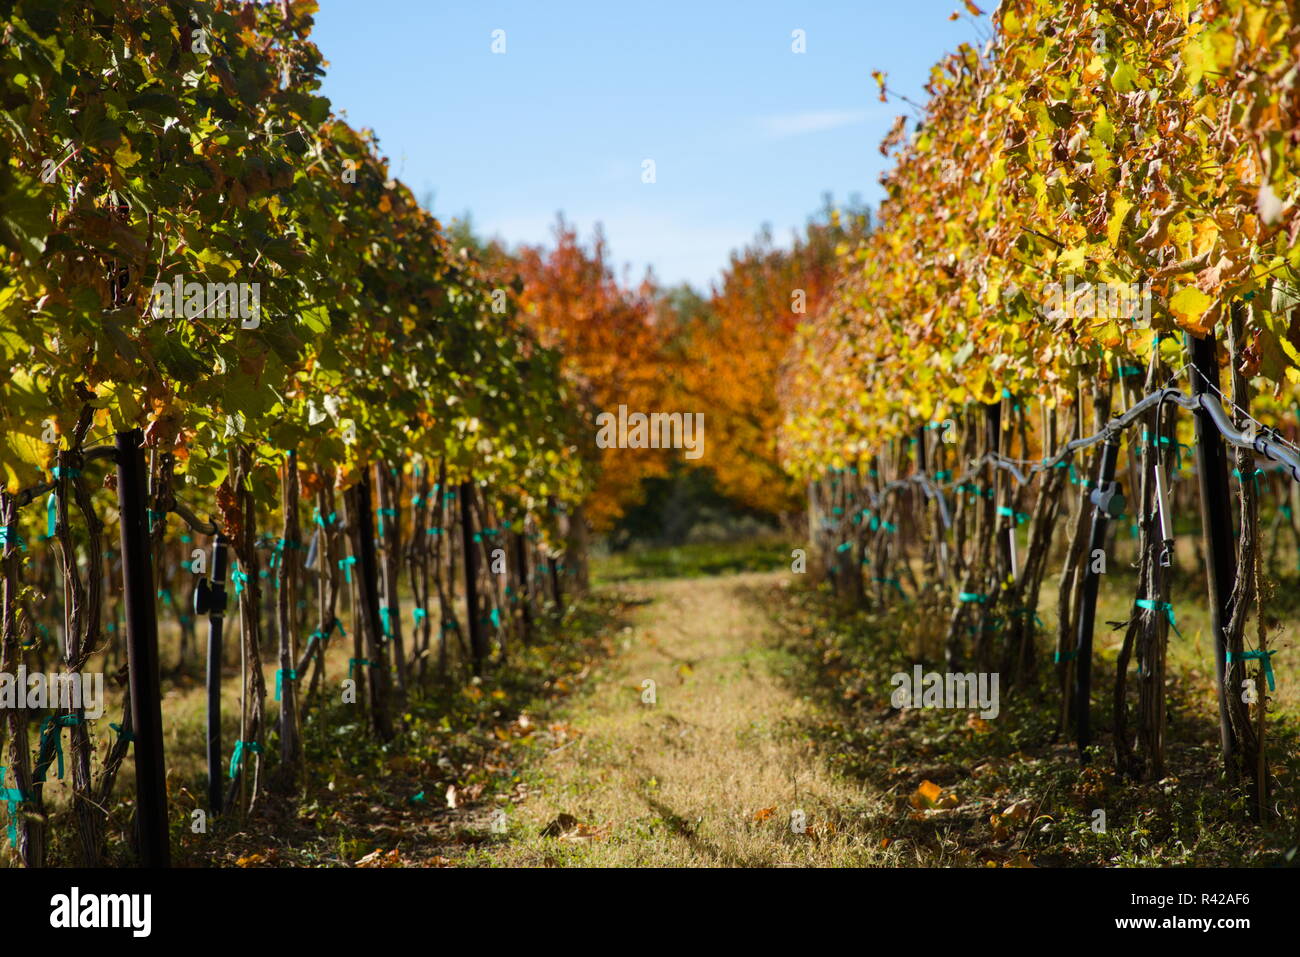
507,219 -> 673,531
680,203 -> 870,518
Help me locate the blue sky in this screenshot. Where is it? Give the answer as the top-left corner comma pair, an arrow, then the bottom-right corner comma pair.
311,1 -> 983,291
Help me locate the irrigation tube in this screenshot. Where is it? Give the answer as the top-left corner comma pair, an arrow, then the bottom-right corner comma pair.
822,386 -> 1300,547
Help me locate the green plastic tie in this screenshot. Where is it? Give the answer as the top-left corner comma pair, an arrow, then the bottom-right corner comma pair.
1232,467 -> 1264,491
34,715 -> 83,783
872,576 -> 905,598
1053,460 -> 1080,485
229,740 -> 263,780
0,766 -> 26,846
958,592 -> 987,604
1009,607 -> 1044,627
338,555 -> 357,582
348,658 -> 374,678
1227,649 -> 1278,691
1135,599 -> 1182,638
275,668 -> 298,701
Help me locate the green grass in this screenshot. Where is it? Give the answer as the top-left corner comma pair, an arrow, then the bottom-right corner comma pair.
591,538 -> 795,584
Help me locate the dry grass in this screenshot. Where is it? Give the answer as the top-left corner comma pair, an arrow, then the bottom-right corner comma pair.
480,572 -> 899,866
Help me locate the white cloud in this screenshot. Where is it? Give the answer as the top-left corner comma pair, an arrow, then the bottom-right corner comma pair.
758,108 -> 879,139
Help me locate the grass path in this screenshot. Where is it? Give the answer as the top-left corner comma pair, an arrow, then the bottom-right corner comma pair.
484,572 -> 893,866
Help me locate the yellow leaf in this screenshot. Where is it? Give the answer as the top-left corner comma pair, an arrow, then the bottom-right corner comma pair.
114,141 -> 142,169
1169,220 -> 1194,257
1108,197 -> 1133,247
1057,245 -> 1087,273
1168,286 -> 1214,328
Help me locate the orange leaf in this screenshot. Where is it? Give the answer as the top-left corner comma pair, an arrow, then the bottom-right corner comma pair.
911,779 -> 944,808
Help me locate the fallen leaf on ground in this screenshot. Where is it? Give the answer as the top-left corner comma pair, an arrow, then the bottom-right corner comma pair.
355,848 -> 404,868
541,813 -> 581,837
1001,799 -> 1034,823
910,780 -> 943,809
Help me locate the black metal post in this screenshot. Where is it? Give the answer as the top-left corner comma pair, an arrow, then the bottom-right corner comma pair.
115,428 -> 169,867
1188,329 -> 1239,779
988,401 -> 1015,579
194,533 -> 228,814
460,480 -> 486,673
1075,431 -> 1121,760
352,477 -> 393,739
513,530 -> 532,644
550,554 -> 563,619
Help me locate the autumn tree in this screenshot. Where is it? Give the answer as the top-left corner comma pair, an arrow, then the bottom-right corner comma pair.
507,218 -> 674,532
681,200 -> 870,519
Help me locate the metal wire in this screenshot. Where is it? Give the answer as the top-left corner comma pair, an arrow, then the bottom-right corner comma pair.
823,384 -> 1300,544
